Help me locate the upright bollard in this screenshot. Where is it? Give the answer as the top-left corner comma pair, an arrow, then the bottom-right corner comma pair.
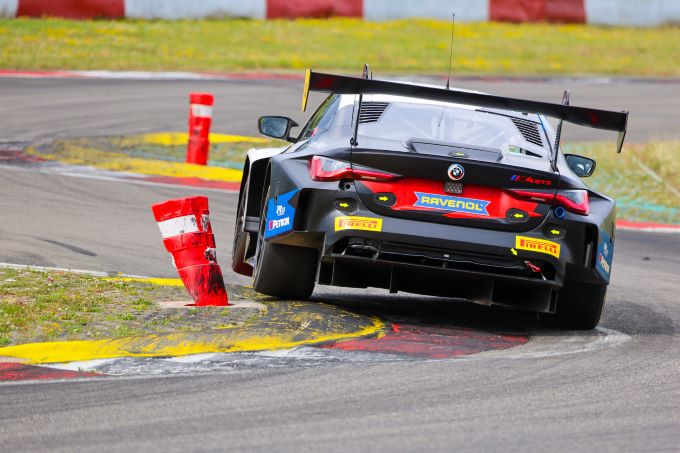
151,196 -> 229,306
186,93 -> 214,165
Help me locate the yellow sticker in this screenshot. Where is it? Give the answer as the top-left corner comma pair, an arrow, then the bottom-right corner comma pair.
335,216 -> 383,232
302,68 -> 311,112
515,236 -> 560,258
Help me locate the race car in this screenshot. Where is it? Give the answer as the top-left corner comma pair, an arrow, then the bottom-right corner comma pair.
232,69 -> 628,329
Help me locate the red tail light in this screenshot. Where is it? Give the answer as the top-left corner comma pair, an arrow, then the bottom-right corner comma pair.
555,190 -> 590,216
308,156 -> 401,182
507,189 -> 590,216
307,155 -> 352,181
507,189 -> 555,204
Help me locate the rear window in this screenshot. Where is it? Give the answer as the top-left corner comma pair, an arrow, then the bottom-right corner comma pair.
358,102 -> 548,157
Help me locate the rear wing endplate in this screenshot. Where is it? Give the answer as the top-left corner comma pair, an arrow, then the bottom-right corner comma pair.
302,69 -> 628,153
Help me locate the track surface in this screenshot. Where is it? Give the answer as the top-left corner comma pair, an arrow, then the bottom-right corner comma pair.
1,78 -> 680,451
1,77 -> 679,143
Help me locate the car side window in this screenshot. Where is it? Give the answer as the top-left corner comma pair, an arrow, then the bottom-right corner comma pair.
299,95 -> 340,140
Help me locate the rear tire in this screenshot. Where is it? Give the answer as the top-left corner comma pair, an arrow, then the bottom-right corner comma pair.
253,241 -> 317,299
251,182 -> 317,300
540,280 -> 607,330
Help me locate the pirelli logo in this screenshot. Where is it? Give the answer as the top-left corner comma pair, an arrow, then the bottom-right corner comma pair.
335,216 -> 383,232
515,236 -> 561,259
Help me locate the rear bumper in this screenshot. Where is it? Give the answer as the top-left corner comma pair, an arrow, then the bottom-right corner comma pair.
267,177 -> 604,313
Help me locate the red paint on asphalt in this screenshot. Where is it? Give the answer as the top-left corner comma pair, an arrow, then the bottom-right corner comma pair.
0,150 -> 46,163
0,363 -> 100,382
323,323 -> 528,359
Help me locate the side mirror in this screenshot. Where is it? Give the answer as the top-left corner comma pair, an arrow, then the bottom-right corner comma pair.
565,154 -> 596,177
258,116 -> 298,142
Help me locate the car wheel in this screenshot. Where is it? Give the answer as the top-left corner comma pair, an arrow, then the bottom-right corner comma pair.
540,280 -> 607,330
252,185 -> 317,300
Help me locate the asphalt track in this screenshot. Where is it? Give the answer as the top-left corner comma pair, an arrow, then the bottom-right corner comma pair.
1,78 -> 680,451
1,76 -> 679,143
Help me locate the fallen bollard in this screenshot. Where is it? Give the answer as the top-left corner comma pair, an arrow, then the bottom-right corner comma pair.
186,92 -> 214,165
151,196 -> 229,306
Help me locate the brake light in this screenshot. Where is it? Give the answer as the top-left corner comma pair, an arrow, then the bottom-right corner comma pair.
555,190 -> 590,216
507,188 -> 589,216
507,189 -> 555,204
308,156 -> 401,182
308,155 -> 352,181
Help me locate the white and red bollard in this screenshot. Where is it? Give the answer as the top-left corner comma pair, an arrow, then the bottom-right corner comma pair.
151,196 -> 229,306
186,93 -> 214,165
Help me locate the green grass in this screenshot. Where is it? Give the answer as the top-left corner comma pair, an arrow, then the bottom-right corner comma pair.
0,268 -> 259,346
565,141 -> 680,224
0,18 -> 679,76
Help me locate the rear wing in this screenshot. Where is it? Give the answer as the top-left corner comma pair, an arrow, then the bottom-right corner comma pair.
302,69 -> 628,153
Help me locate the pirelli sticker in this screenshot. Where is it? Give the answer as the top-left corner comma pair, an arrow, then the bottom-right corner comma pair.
335,216 -> 383,232
515,236 -> 561,259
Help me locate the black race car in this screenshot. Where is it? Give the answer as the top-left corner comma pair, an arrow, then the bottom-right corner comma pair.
232,69 -> 628,329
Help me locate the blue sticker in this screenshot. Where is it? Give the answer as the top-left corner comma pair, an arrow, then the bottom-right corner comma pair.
264,189 -> 298,239
595,229 -> 614,279
413,192 -> 490,216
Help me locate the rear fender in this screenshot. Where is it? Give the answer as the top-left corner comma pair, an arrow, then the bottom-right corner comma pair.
245,146 -> 286,218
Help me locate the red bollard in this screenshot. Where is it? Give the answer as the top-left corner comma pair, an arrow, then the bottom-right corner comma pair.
186,93 -> 214,165
151,196 -> 229,306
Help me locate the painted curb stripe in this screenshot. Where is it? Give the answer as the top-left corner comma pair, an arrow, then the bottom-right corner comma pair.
25,145 -> 244,183
0,316 -> 385,364
324,323 -> 528,359
616,220 -> 680,234
0,363 -> 100,381
141,132 -> 271,146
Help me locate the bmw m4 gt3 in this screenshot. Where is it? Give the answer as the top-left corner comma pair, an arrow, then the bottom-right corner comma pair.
232,69 -> 628,329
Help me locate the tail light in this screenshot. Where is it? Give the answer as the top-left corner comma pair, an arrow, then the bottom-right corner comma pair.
554,190 -> 590,216
308,156 -> 401,182
508,189 -> 590,216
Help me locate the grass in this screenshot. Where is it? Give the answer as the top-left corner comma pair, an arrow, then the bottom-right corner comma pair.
0,18 -> 679,76
565,141 -> 680,224
0,268 -> 260,347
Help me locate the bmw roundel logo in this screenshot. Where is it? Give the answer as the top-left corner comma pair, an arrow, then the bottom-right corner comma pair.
447,164 -> 464,181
